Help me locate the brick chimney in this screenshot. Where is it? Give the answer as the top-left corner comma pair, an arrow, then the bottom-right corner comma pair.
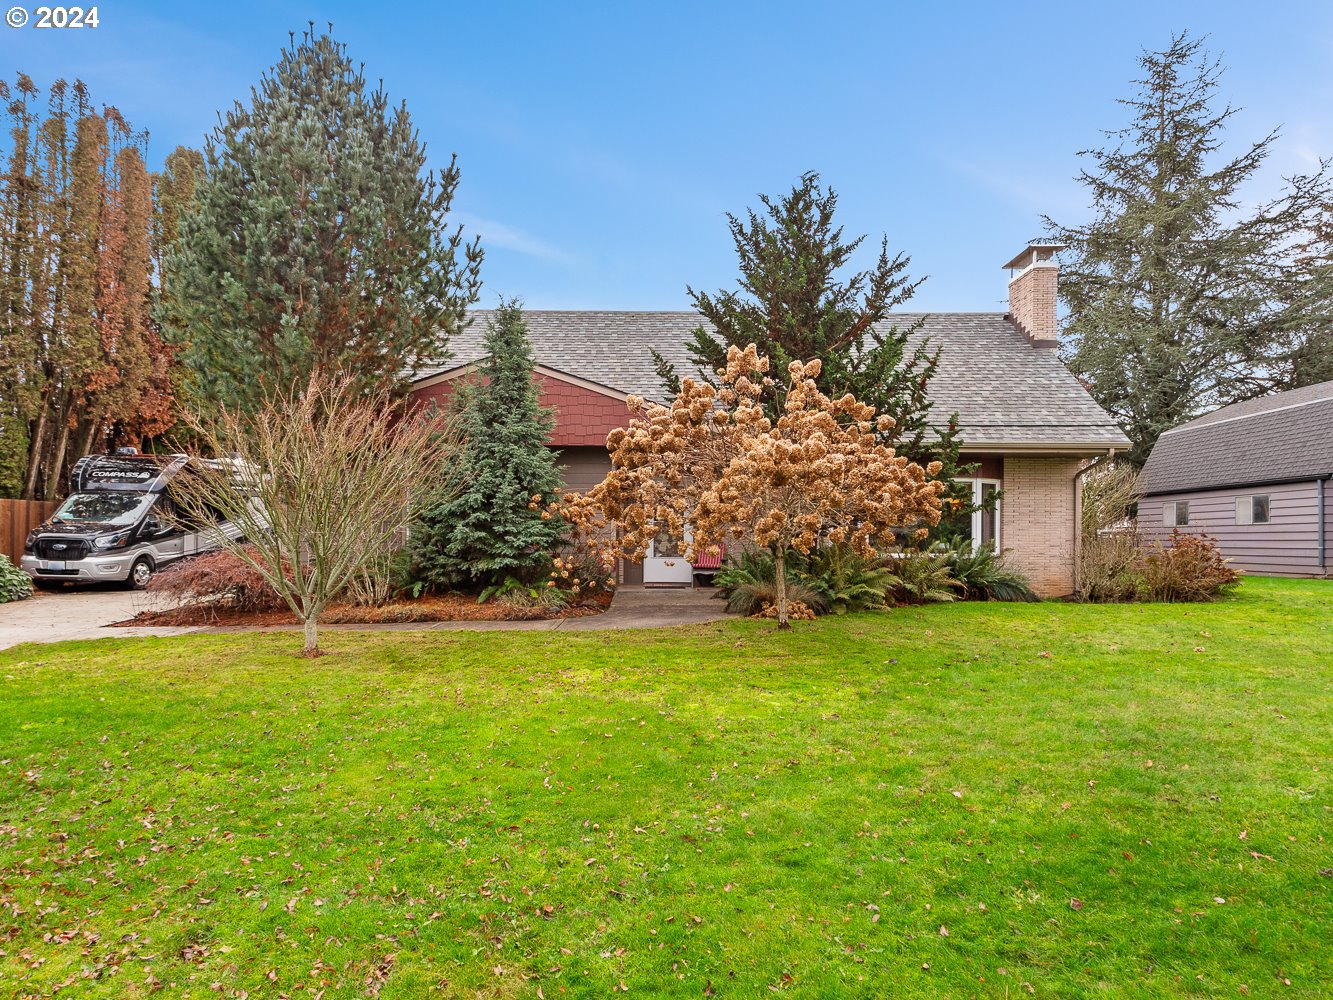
1003,243 -> 1066,348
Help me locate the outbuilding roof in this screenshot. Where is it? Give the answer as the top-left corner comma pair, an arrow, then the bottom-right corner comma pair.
1139,379 -> 1333,495
415,310 -> 1129,452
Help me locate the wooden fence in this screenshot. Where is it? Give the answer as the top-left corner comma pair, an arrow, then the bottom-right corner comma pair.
1,499 -> 58,564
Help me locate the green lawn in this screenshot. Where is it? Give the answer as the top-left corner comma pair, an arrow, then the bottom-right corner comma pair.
1,577 -> 1330,998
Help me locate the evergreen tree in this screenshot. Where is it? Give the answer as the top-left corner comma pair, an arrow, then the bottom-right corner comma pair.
656,172 -> 967,482
406,301 -> 568,589
1049,33 -> 1333,465
164,27 -> 483,413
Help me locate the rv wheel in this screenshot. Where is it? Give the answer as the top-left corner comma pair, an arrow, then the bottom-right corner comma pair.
127,558 -> 154,590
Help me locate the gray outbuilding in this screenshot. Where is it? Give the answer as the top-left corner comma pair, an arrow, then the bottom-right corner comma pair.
1139,380 -> 1333,577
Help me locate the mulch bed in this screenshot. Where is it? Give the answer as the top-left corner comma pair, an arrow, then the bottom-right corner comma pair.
112,591 -> 613,628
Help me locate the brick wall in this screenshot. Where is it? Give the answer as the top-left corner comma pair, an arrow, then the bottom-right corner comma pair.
1000,455 -> 1082,596
1008,263 -> 1059,346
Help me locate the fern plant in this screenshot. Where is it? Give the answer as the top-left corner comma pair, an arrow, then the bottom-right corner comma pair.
477,576 -> 530,604
946,540 -> 1039,602
725,580 -> 829,617
891,544 -> 961,604
804,543 -> 898,614
714,548 -> 777,597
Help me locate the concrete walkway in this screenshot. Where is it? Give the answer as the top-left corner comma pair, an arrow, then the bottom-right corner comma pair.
204,585 -> 732,636
0,588 -> 201,650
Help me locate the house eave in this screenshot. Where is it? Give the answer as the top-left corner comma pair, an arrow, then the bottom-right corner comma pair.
1141,472 -> 1333,498
413,359 -> 634,403
960,441 -> 1127,455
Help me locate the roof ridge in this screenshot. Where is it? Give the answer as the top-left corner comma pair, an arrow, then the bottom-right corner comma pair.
1162,390 -> 1333,436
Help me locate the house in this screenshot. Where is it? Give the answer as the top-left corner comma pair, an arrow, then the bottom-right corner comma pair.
1138,380 -> 1333,578
410,245 -> 1131,595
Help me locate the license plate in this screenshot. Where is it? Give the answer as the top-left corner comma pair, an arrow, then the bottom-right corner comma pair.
41,560 -> 66,571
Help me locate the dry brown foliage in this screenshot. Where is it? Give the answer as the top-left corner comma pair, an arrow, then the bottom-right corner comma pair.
555,344 -> 945,626
1138,530 -> 1241,602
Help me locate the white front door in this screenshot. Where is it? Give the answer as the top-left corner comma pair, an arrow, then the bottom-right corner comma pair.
643,523 -> 693,586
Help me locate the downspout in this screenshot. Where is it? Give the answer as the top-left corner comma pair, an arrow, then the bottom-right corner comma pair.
1318,475 -> 1330,579
1072,449 -> 1119,596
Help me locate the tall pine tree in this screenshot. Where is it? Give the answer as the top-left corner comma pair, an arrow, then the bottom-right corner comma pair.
1049,33 -> 1333,465
164,27 -> 483,412
656,172 -> 966,482
406,301 -> 568,589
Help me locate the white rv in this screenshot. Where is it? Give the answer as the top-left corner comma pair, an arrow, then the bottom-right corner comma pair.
20,451 -> 243,589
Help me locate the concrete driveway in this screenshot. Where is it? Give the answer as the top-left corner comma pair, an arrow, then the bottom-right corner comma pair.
0,587 -> 200,650
1,585 -> 730,650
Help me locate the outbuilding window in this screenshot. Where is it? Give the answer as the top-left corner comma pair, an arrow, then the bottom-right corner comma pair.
1236,495 -> 1270,525
1163,500 -> 1190,527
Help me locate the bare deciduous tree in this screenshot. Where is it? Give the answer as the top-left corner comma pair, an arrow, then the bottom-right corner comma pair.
562,344 -> 946,627
171,374 -> 464,654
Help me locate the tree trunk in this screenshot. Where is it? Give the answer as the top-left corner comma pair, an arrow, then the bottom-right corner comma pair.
22,400 -> 49,500
76,414 -> 100,466
46,403 -> 71,499
301,615 -> 320,656
774,549 -> 790,630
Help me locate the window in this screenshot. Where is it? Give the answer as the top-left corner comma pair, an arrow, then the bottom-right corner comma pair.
947,478 -> 1001,552
52,491 -> 156,527
1236,495 -> 1270,525
1163,500 -> 1190,527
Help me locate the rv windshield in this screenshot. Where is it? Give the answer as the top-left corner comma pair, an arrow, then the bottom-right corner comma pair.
52,491 -> 156,527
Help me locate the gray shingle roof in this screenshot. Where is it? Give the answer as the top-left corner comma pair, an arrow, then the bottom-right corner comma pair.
417,310 -> 1129,451
1139,379 -> 1333,495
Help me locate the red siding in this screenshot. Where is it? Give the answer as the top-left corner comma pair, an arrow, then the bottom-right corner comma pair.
411,371 -> 636,447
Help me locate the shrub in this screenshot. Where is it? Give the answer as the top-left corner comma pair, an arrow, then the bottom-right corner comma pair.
147,547 -> 288,613
890,545 -> 960,604
1075,458 -> 1144,603
1075,532 -> 1141,603
548,550 -> 618,603
1137,530 -> 1240,602
725,580 -> 828,617
804,543 -> 898,614
0,554 -> 33,603
495,580 -> 571,619
343,547 -> 397,607
945,540 -> 1039,602
714,548 -> 778,596
1080,460 -> 1141,539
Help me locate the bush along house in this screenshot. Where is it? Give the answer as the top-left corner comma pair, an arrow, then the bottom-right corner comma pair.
1138,379 -> 1333,578
410,245 -> 1131,596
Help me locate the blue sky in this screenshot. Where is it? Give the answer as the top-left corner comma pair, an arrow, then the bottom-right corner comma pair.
6,1 -> 1332,311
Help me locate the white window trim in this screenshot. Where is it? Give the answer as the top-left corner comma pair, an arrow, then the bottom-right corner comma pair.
1164,500 -> 1190,527
953,477 -> 1002,552
1236,494 -> 1271,525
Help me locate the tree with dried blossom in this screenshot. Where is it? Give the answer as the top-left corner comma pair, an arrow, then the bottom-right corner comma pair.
562,344 -> 945,628
168,374 -> 465,655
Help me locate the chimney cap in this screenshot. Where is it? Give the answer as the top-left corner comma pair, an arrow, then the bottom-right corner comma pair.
1002,242 -> 1068,271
